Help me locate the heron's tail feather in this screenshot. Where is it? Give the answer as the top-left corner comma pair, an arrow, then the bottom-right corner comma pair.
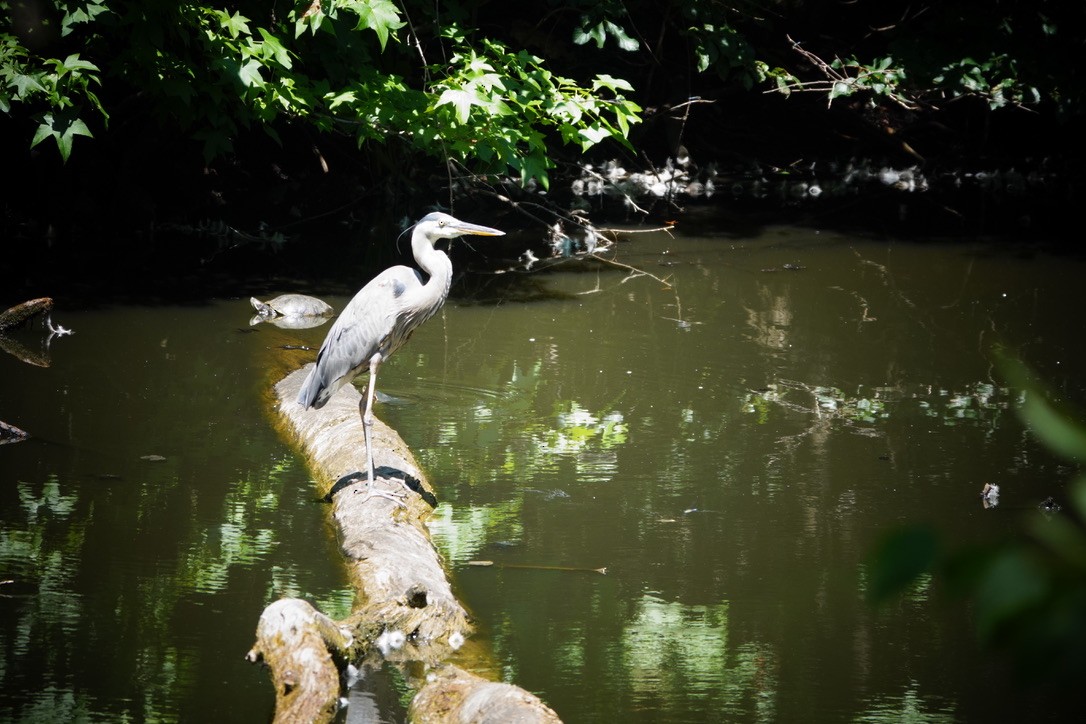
297,367 -> 331,409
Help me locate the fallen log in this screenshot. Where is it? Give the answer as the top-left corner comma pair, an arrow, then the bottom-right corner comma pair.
0,297 -> 53,332
249,364 -> 560,723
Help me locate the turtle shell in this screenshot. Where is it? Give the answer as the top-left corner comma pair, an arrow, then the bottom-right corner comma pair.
250,294 -> 333,318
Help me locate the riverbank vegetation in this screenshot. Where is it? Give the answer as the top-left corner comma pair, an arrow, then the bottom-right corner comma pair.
3,1 -> 1081,253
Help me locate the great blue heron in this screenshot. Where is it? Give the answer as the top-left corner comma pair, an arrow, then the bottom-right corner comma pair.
297,211 -> 505,490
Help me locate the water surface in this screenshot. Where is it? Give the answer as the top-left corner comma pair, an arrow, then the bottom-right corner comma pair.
2,225 -> 1083,722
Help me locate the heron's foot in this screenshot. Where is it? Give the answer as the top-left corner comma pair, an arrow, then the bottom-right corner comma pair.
355,480 -> 409,509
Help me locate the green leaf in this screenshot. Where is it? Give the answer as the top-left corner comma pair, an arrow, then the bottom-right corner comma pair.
238,59 -> 265,88
354,0 -> 405,51
829,80 -> 853,99
219,10 -> 252,39
327,90 -> 358,109
592,74 -> 634,93
436,88 -> 474,124
60,55 -> 100,74
604,20 -> 640,52
11,73 -> 47,100
257,28 -> 293,69
31,112 -> 94,163
519,153 -> 550,190
60,1 -> 109,36
30,122 -> 53,150
695,46 -> 711,74
573,21 -> 607,49
577,126 -> 610,151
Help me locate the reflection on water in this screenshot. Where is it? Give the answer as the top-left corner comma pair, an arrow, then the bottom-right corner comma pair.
377,229 -> 1085,723
0,303 -> 351,722
2,228 -> 1085,722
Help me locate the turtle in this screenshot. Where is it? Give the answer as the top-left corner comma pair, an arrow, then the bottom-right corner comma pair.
250,294 -> 333,319
250,294 -> 334,328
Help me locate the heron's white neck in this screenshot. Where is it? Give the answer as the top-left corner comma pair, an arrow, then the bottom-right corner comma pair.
412,230 -> 453,299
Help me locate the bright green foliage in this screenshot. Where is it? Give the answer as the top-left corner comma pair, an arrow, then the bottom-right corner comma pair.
569,0 -> 640,52
429,40 -> 641,189
3,1 -> 1079,175
0,0 -> 640,183
0,20 -> 107,161
573,19 -> 639,52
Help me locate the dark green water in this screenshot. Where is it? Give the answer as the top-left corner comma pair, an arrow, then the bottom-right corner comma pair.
2,225 -> 1083,722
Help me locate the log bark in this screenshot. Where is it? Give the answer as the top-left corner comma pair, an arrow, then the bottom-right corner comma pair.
411,666 -> 562,723
250,364 -> 560,723
0,419 -> 30,445
0,297 -> 53,332
245,599 -> 350,722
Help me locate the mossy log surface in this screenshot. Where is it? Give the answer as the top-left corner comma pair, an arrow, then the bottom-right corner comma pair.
248,363 -> 560,723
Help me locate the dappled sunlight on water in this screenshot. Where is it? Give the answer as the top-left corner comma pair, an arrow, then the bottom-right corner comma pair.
378,228 -> 1086,722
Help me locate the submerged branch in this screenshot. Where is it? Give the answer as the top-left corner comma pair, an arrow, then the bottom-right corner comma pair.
585,251 -> 674,289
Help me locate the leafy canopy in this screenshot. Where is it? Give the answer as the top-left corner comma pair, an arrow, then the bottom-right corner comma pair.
0,0 -> 641,188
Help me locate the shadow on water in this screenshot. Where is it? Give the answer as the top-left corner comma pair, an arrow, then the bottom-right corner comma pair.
3,223 -> 1086,722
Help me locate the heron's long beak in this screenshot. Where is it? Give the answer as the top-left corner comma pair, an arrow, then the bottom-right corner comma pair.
452,219 -> 505,237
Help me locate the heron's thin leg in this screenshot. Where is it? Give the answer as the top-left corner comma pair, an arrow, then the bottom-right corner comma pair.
359,356 -> 408,508
361,355 -> 381,483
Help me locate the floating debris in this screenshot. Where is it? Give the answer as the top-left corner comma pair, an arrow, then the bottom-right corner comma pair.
0,297 -> 53,332
466,561 -> 606,574
0,420 -> 30,445
1038,496 -> 1061,514
980,482 -> 1000,509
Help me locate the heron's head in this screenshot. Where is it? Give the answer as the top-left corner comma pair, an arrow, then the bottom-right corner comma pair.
416,212 -> 505,241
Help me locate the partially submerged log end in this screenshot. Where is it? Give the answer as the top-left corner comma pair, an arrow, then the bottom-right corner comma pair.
0,297 -> 53,332
247,598 -> 349,724
1,420 -> 31,445
411,665 -> 563,724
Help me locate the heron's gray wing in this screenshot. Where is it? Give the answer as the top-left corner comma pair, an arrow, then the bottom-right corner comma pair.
297,266 -> 422,408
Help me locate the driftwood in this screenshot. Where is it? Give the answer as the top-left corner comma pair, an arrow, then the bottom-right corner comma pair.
0,297 -> 53,332
0,419 -> 30,445
249,364 -> 560,723
0,297 -> 57,367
